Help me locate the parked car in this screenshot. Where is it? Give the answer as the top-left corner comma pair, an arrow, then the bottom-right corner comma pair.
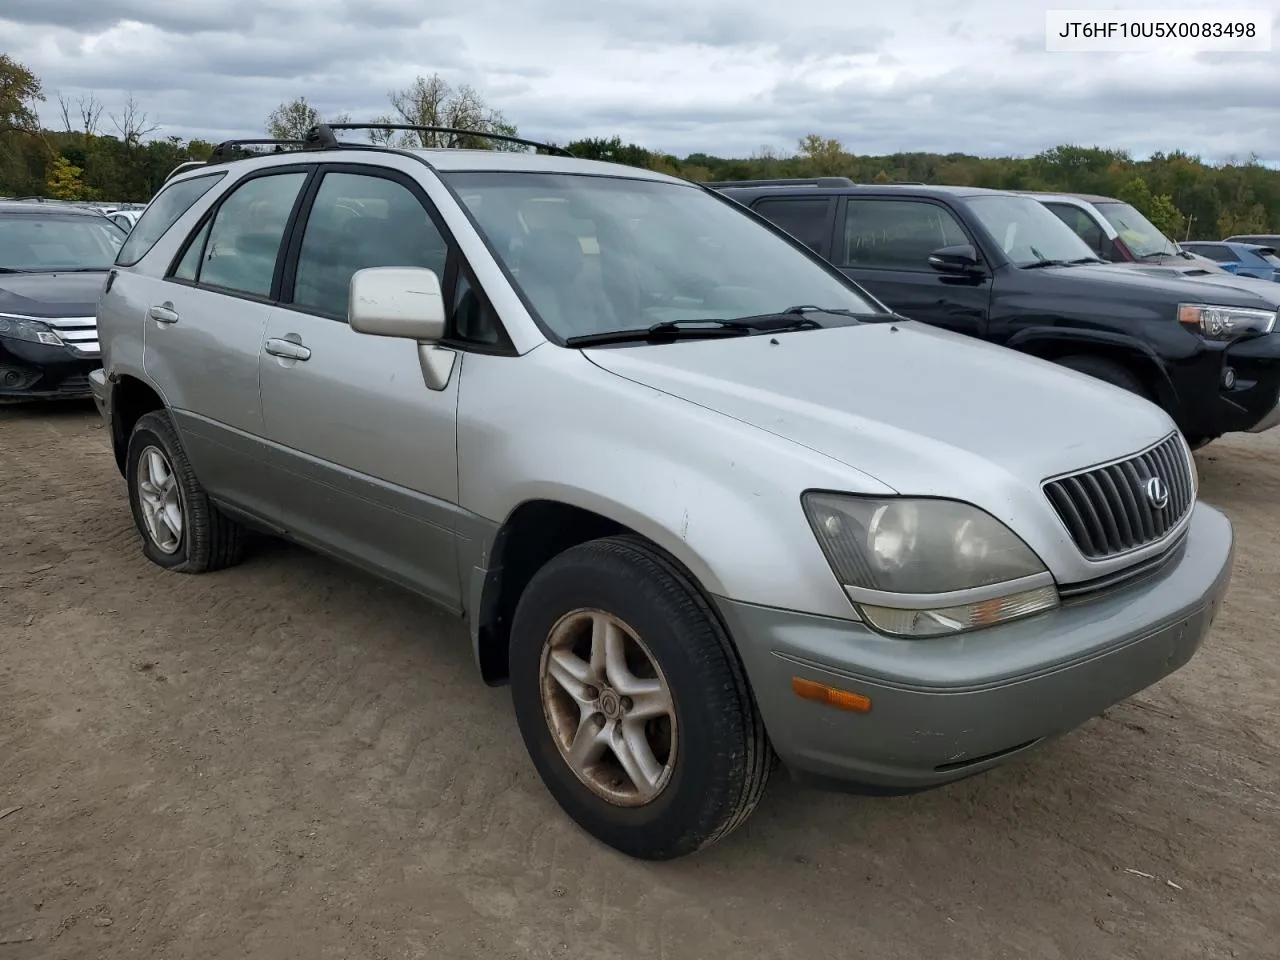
1225,233 -> 1280,249
0,200 -> 126,400
1180,241 -> 1280,281
1026,191 -> 1223,271
107,209 -> 141,233
713,179 -> 1280,449
93,129 -> 1234,860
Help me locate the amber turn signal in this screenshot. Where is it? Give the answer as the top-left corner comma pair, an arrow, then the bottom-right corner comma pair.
791,676 -> 872,713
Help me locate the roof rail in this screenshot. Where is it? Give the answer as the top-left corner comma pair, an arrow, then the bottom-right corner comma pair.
709,177 -> 856,189
307,123 -> 574,156
207,138 -> 309,163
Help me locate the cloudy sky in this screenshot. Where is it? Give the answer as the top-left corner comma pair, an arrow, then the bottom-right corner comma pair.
4,0 -> 1278,161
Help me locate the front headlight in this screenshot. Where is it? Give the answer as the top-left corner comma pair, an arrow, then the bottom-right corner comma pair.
802,493 -> 1059,638
1178,303 -> 1276,341
0,314 -> 64,346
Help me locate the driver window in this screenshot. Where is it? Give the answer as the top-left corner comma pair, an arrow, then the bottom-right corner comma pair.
843,199 -> 969,269
291,172 -> 449,320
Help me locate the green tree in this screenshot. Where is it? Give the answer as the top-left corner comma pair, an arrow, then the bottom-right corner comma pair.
46,154 -> 89,199
266,96 -> 351,140
796,134 -> 847,176
1116,175 -> 1186,239
0,53 -> 44,132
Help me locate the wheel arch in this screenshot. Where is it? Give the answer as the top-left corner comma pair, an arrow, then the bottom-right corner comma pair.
1008,328 -> 1179,411
468,496 -> 732,687
108,372 -> 168,476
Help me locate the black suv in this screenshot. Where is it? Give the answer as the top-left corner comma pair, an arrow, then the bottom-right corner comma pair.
0,201 -> 125,400
711,178 -> 1280,447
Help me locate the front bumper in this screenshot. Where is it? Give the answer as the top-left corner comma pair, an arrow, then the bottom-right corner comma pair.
716,502 -> 1234,790
0,337 -> 99,400
1176,332 -> 1280,437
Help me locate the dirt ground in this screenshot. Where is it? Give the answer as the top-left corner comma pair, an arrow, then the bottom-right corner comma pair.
1,401 -> 1277,960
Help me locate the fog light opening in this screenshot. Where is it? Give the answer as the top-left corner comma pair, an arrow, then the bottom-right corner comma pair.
1222,366 -> 1237,389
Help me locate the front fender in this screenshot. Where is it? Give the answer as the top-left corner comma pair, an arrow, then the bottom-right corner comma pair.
1006,325 -> 1179,407
455,347 -> 890,621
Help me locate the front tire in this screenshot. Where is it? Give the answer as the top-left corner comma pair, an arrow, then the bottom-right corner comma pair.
509,535 -> 773,860
125,410 -> 245,573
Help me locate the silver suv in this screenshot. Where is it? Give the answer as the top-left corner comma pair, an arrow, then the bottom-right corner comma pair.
91,126 -> 1235,860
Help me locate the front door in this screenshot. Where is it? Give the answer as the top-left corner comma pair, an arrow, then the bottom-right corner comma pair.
836,197 -> 993,339
258,166 -> 464,609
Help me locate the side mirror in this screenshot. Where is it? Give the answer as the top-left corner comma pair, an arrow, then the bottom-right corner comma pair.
1220,261 -> 1240,274
348,266 -> 446,341
928,244 -> 981,273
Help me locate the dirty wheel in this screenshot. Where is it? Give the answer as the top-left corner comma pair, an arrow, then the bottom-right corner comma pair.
510,535 -> 773,861
126,410 -> 245,573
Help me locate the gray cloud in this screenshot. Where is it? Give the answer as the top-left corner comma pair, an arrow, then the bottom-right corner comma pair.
3,0 -> 1276,163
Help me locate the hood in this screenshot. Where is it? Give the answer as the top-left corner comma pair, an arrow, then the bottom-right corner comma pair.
1110,260 -> 1280,296
1044,261 -> 1280,307
583,320 -> 1174,494
0,271 -> 109,319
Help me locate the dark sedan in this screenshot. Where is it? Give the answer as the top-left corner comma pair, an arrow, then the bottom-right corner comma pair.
0,201 -> 126,400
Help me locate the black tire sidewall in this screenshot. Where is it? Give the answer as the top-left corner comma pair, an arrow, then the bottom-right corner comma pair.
510,541 -> 749,859
125,412 -> 195,570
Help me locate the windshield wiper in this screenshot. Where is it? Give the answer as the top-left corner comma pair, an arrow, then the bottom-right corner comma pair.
563,311 -> 840,348
565,319 -> 758,347
1065,256 -> 1105,264
44,267 -> 109,273
0,267 -> 27,274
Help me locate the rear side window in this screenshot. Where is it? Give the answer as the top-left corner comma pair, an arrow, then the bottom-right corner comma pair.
191,172 -> 308,299
115,173 -> 224,267
752,197 -> 835,253
1188,244 -> 1238,262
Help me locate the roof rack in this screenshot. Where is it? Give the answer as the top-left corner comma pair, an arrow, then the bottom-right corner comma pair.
306,123 -> 574,156
207,138 -> 309,163
709,177 -> 856,189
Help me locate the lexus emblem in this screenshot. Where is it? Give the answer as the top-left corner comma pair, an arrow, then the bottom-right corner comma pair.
1145,476 -> 1170,510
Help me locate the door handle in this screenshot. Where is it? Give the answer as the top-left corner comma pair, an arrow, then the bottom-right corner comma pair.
147,303 -> 179,324
264,337 -> 311,361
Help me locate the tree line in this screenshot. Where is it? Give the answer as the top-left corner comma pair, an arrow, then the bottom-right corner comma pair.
2,52 -> 1276,239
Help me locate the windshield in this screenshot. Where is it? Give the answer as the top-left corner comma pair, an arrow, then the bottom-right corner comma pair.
0,214 -> 126,272
1093,201 -> 1178,259
439,171 -> 884,341
964,195 -> 1097,267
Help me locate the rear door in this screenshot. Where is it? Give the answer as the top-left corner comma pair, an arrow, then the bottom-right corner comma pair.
834,196 -> 993,338
140,165 -> 313,520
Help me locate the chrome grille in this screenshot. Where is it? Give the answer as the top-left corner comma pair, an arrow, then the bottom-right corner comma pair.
1044,433 -> 1195,560
42,316 -> 99,356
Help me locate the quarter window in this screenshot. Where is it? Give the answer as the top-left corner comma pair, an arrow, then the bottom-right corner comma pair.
752,197 -> 835,253
291,172 -> 449,319
842,199 -> 969,268
194,172 -> 307,298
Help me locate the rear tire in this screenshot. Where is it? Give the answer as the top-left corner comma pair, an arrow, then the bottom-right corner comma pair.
509,535 -> 773,860
125,410 -> 245,573
1056,355 -> 1150,399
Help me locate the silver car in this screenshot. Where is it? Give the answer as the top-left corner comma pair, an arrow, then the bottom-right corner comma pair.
90,134 -> 1235,860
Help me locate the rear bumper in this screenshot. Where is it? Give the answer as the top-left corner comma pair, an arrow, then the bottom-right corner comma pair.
717,503 -> 1234,790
